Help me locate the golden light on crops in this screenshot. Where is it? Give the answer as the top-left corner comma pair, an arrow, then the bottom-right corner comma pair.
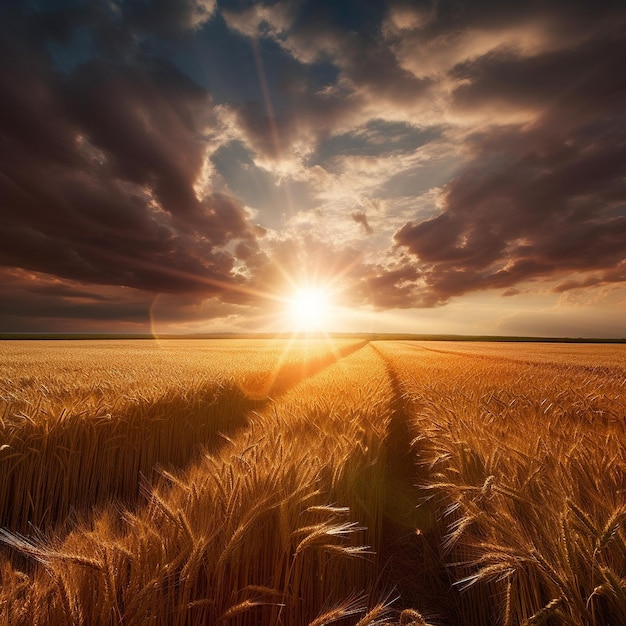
2,339 -> 626,624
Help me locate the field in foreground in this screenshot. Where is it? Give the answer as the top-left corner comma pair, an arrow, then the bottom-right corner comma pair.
1,339 -> 625,625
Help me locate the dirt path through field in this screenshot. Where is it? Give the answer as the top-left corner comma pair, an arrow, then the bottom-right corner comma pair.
370,342 -> 460,623
2,340 -> 489,624
249,340 -> 470,622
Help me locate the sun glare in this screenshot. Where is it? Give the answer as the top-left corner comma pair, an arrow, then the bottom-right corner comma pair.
287,287 -> 332,331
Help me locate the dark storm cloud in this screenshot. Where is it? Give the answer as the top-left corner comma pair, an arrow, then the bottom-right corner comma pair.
0,2 -> 261,305
351,262 -> 423,310
395,114 -> 626,304
122,0 -> 216,38
0,268 -> 256,333
64,56 -> 210,219
449,24 -> 626,121
553,262 -> 626,294
391,2 -> 626,306
284,0 -> 430,102
384,0 -> 625,76
230,83 -> 359,162
0,269 -> 152,332
222,0 -> 432,163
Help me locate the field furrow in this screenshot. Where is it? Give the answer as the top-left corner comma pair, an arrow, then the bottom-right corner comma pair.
1,344 -> 403,625
1,339 -> 624,626
374,340 -> 626,626
404,340 -> 626,372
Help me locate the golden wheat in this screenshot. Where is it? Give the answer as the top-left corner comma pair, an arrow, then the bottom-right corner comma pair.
0,339 -> 624,625
1,343 -> 396,624
375,340 -> 626,625
0,338 -> 364,532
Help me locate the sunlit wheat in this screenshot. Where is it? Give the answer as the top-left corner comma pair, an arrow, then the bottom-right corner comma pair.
0,339 -> 624,625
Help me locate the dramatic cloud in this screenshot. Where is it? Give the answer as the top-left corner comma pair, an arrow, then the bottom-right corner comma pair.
0,2 -> 262,305
1,0 -> 625,334
0,268 -> 152,333
394,11 -> 626,306
122,0 -> 217,38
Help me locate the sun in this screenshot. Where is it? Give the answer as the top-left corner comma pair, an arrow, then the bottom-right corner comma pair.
287,287 -> 332,332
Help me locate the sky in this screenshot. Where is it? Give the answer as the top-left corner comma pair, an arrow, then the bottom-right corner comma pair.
1,0 -> 625,337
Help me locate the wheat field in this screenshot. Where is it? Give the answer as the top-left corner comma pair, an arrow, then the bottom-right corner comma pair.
0,339 -> 624,625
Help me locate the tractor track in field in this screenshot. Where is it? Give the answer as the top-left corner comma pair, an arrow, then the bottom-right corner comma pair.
371,342 -> 457,625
